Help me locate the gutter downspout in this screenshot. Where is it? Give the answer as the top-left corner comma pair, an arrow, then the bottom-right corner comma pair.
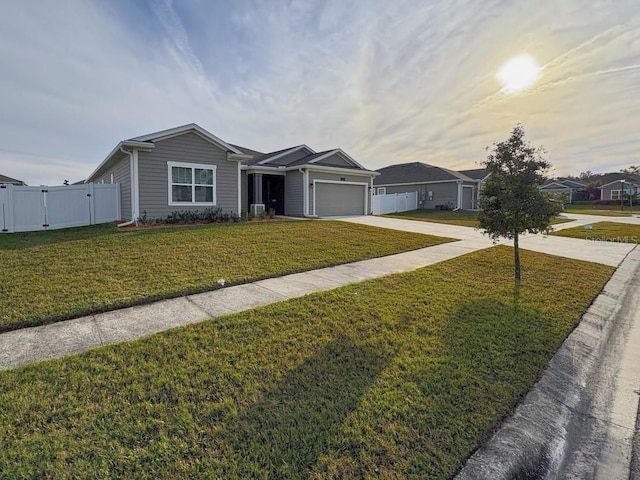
299,167 -> 310,217
453,181 -> 463,211
117,146 -> 136,228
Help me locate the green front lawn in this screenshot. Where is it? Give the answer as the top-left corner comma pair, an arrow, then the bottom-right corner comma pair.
0,221 -> 452,332
551,221 -> 640,243
385,209 -> 572,228
0,247 -> 613,479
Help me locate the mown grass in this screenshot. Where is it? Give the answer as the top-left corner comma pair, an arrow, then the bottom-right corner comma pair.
551,221 -> 640,243
0,221 -> 451,332
563,207 -> 635,217
0,247 -> 613,479
385,209 -> 572,228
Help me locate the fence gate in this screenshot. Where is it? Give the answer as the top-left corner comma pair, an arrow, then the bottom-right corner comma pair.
0,183 -> 120,233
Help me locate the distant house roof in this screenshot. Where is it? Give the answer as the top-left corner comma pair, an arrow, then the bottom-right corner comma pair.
374,162 -> 475,186
597,173 -> 640,189
459,168 -> 489,181
559,179 -> 586,189
540,182 -> 571,190
0,174 -> 25,185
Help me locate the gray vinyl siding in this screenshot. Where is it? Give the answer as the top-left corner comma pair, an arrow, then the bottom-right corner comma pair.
241,170 -> 248,213
600,185 -> 615,200
89,153 -> 130,221
316,154 -> 352,168
284,170 -> 304,216
308,170 -> 373,216
137,132 -> 239,219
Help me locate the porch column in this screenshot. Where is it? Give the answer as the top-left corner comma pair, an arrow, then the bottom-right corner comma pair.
253,173 -> 263,204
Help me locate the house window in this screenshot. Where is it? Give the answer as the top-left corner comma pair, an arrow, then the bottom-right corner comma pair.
611,189 -> 621,200
377,187 -> 386,195
167,161 -> 216,206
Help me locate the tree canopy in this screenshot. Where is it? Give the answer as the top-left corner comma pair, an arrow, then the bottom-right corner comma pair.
478,124 -> 562,282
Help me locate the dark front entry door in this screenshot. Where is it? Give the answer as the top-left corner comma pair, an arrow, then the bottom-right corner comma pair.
262,175 -> 285,215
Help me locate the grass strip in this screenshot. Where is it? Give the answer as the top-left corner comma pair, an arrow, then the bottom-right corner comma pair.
0,221 -> 451,333
562,207 -> 634,217
385,210 -> 571,228
551,221 -> 640,243
0,246 -> 613,479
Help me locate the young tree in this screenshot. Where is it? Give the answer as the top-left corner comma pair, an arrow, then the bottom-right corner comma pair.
478,125 -> 562,284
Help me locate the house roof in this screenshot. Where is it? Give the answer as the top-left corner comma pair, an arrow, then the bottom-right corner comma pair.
458,168 -> 489,181
559,179 -> 586,188
88,123 -> 374,182
87,124 -> 249,182
541,182 -> 571,190
130,124 -> 243,154
0,174 -> 25,185
374,162 -> 474,185
597,173 -> 640,188
230,144 -> 264,157
245,145 -> 316,166
243,146 -> 370,171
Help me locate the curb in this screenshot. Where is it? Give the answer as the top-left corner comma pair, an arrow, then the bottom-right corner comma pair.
455,245 -> 640,479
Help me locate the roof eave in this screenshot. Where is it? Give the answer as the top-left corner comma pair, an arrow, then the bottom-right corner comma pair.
86,140 -> 155,182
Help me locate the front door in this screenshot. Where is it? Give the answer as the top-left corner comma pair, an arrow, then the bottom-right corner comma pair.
262,175 -> 285,215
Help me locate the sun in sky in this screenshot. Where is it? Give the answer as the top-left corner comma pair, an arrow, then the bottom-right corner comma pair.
496,54 -> 541,93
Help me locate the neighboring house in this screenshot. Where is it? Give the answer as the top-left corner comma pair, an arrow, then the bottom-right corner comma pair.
86,124 -> 378,221
539,179 -> 586,203
0,174 -> 26,186
597,173 -> 640,201
373,162 -> 488,210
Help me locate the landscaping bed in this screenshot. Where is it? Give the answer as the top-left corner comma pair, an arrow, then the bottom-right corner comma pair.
0,221 -> 452,332
0,246 -> 614,479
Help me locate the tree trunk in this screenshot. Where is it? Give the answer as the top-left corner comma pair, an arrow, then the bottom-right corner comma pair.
514,232 -> 521,284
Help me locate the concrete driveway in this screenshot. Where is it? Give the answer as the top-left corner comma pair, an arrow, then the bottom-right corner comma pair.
340,214 -> 638,267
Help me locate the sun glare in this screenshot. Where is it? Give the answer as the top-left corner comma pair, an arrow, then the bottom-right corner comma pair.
497,54 -> 541,93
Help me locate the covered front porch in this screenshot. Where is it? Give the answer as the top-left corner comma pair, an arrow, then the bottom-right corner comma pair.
247,172 -> 285,215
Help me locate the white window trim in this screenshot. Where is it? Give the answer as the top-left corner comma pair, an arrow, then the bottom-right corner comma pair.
167,161 -> 217,206
377,187 -> 386,195
611,189 -> 622,200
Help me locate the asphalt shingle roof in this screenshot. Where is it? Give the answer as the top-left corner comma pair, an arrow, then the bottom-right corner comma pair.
0,174 -> 24,185
374,162 -> 473,185
597,173 -> 640,186
458,168 -> 488,181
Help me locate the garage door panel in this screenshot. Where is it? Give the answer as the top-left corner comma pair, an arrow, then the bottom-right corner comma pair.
315,183 -> 365,216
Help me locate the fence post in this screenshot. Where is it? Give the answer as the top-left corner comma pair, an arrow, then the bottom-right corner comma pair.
0,185 -> 10,233
88,183 -> 95,225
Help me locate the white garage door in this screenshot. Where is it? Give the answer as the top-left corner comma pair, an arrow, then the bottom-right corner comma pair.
315,182 -> 366,216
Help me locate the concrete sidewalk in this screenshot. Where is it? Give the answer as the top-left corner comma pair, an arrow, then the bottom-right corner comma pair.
0,237 -> 490,370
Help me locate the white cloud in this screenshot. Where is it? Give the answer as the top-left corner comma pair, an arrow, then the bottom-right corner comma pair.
0,0 -> 639,185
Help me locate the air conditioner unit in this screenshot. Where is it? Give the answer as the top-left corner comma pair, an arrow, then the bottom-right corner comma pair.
250,203 -> 265,216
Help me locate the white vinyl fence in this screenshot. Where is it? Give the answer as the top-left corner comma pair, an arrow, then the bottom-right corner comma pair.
372,191 -> 418,215
0,183 -> 120,233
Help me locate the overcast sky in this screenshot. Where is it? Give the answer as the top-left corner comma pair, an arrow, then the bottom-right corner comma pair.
0,0 -> 638,185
